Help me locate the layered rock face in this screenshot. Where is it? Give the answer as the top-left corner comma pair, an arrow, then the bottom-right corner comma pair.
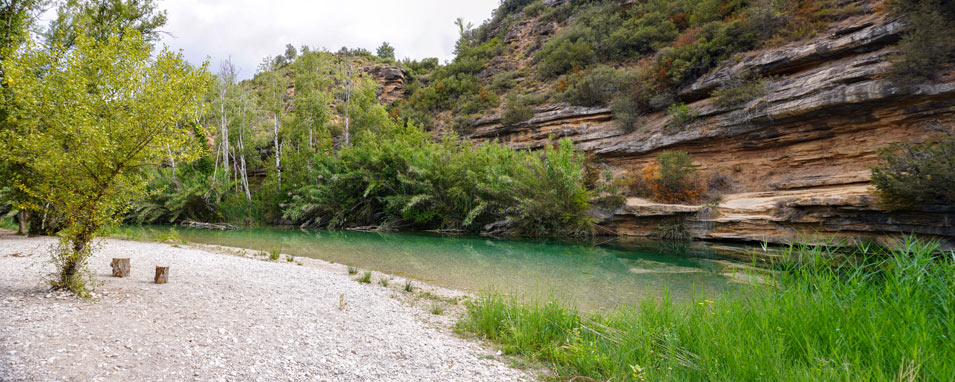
468,14 -> 955,247
365,65 -> 406,104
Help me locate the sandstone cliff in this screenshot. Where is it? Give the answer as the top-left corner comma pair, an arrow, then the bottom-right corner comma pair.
466,13 -> 955,247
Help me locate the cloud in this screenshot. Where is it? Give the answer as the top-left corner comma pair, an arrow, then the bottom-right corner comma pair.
157,0 -> 501,79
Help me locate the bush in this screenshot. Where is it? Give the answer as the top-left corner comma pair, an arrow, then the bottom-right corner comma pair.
536,37 -> 595,78
283,125 -> 593,237
523,0 -> 546,17
667,102 -> 698,126
501,95 -> 535,127
127,162 -> 229,225
629,151 -> 705,204
655,151 -> 704,203
871,133 -> 955,210
558,65 -> 627,107
887,0 -> 955,82
711,73 -> 769,108
611,94 -> 644,133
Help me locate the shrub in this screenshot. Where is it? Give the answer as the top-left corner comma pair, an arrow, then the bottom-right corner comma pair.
629,152 -> 705,204
667,103 -> 698,126
501,95 -> 535,127
523,0 -> 546,17
559,65 -> 627,107
268,247 -> 281,261
656,151 -> 703,203
611,94 -> 644,133
871,134 -> 955,210
536,37 -> 595,78
887,0 -> 955,82
283,125 -> 593,237
357,271 -> 372,284
711,73 -> 769,108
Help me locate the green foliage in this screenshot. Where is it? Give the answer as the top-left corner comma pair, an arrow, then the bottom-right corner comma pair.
501,94 -> 535,127
404,279 -> 414,292
283,125 -> 593,237
357,271 -> 372,284
886,0 -> 955,82
667,103 -> 697,125
128,161 -> 228,225
611,94 -> 644,133
396,38 -> 504,126
536,37 -> 595,78
347,266 -> 358,275
523,1 -> 546,17
156,228 -> 186,244
2,30 -> 211,295
656,151 -> 701,202
268,247 -> 281,261
44,0 -> 168,48
711,73 -> 769,108
376,42 -> 395,61
558,65 -> 628,107
871,133 -> 955,211
460,237 -> 955,381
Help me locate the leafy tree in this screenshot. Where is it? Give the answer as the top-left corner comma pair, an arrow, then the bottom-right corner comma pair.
283,43 -> 297,62
376,42 -> 395,61
1,31 -> 211,296
44,0 -> 167,48
0,0 -> 45,234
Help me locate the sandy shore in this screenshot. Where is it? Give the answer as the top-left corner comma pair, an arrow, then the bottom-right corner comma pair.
0,231 -> 529,381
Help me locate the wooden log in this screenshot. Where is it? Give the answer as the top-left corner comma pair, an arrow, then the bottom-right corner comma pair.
111,258 -> 131,277
154,266 -> 169,284
180,220 -> 238,231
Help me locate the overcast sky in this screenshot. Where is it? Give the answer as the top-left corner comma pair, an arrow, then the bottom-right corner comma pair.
154,0 -> 501,79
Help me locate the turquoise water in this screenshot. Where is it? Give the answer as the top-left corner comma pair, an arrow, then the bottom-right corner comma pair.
120,226 -> 749,312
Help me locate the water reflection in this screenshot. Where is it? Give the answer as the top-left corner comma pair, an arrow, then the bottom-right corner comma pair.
122,226 -> 746,312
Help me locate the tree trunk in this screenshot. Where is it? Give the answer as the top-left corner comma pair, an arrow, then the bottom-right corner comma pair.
17,210 -> 28,235
238,127 -> 251,201
273,113 -> 282,188
165,143 -> 180,191
220,94 -> 229,176
154,266 -> 169,284
342,60 -> 352,146
111,258 -> 131,277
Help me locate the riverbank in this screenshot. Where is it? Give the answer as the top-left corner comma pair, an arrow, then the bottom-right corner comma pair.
0,230 -> 530,381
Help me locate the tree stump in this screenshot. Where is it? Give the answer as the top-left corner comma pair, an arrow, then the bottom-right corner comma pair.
154,266 -> 169,284
111,258 -> 131,277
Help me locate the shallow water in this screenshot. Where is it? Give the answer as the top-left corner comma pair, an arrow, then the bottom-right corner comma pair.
120,226 -> 751,311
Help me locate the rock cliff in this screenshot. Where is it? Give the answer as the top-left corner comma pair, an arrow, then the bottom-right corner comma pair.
466,13 -> 955,247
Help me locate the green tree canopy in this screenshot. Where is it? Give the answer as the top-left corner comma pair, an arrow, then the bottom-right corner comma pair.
1,30 -> 212,295
376,42 -> 395,61
44,0 -> 167,48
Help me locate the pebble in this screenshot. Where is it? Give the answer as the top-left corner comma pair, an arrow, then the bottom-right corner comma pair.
0,233 -> 529,381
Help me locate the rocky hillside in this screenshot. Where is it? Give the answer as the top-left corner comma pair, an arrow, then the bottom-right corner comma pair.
387,0 -> 955,247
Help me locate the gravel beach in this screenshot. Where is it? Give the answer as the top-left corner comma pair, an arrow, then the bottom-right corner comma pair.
0,231 -> 530,381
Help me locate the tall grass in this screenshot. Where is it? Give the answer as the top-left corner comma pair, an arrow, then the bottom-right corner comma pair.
459,237 -> 955,381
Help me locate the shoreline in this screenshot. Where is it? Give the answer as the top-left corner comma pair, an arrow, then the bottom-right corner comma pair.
0,230 -> 531,381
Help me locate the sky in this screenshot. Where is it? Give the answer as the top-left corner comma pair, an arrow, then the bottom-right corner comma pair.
155,0 -> 502,79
